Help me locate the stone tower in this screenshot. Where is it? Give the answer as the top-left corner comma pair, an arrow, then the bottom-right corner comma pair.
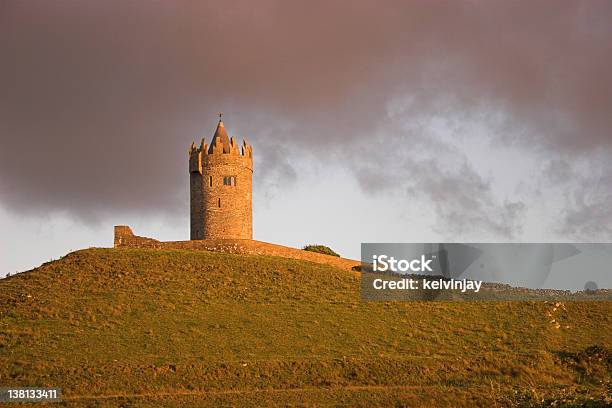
189,118 -> 253,240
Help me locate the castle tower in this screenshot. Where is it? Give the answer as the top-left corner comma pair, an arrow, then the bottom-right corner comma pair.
189,117 -> 253,240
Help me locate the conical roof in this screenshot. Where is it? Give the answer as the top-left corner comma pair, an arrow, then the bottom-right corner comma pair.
208,120 -> 231,154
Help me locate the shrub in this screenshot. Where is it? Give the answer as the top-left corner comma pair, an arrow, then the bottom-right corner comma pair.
302,245 -> 340,257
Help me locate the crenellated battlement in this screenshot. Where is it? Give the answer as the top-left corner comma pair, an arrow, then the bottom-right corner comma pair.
241,139 -> 253,159
188,139 -> 252,158
189,121 -> 252,176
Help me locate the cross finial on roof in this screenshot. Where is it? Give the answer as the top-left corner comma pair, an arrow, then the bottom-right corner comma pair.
218,112 -> 223,121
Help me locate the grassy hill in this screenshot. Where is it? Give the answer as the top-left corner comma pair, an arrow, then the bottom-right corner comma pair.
1,248 -> 610,407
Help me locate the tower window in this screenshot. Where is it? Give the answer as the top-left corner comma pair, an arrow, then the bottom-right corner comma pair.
223,176 -> 236,186
209,176 -> 213,187
218,198 -> 221,208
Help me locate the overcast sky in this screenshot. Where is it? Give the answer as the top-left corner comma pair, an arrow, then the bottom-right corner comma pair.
1,1 -> 611,290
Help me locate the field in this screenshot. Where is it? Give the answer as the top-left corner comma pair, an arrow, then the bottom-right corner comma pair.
1,248 -> 610,406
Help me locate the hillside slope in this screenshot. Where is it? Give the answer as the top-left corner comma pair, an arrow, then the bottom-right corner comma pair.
1,248 -> 610,407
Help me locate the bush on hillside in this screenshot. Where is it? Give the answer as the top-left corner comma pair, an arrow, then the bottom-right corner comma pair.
302,245 -> 340,257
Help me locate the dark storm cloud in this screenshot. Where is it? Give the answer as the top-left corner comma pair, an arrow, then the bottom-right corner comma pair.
1,1 -> 611,230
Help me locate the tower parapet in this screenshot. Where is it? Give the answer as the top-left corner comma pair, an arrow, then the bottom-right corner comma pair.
189,118 -> 253,240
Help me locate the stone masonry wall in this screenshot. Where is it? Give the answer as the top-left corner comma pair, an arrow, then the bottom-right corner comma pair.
114,226 -> 359,271
190,171 -> 204,240
202,153 -> 252,239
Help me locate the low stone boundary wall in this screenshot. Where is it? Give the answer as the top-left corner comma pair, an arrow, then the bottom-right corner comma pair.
114,226 -> 359,271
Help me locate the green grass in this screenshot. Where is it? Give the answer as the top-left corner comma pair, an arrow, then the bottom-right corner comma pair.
0,248 -> 610,407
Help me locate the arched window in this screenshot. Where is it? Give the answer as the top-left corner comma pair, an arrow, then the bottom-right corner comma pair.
218,198 -> 221,208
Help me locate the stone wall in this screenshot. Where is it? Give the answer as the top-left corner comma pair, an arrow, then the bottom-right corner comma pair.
114,225 -> 359,271
113,226 -> 160,248
189,171 -> 204,240
201,153 -> 252,240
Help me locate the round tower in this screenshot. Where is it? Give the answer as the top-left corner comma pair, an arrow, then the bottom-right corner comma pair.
189,118 -> 253,240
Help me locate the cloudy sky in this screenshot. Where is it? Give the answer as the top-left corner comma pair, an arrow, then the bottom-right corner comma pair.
1,1 -> 611,289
